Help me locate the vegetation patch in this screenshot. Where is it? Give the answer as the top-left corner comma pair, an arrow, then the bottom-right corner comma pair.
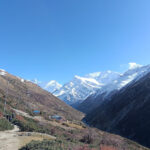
0,118 -> 14,131
12,116 -> 50,133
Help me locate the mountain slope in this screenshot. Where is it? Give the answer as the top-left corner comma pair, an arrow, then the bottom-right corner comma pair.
77,65 -> 150,114
84,70 -> 150,148
53,71 -> 120,104
0,69 -> 84,121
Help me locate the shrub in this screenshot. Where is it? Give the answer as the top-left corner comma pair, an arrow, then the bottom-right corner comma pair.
0,118 -> 13,131
80,134 -> 94,144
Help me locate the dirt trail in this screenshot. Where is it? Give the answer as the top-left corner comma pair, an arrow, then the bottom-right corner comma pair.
0,125 -> 20,150
0,124 -> 55,150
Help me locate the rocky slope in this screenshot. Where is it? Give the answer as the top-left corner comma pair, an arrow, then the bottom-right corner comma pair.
84,71 -> 150,148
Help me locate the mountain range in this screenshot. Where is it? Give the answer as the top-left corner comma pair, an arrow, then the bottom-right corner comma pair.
42,63 -> 149,107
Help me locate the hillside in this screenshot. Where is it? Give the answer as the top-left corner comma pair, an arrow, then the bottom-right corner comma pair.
84,72 -> 150,148
0,69 -> 84,121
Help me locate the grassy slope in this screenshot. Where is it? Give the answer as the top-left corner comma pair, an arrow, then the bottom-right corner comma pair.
0,98 -> 14,131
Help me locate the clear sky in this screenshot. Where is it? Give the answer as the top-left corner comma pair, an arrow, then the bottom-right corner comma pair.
0,0 -> 150,84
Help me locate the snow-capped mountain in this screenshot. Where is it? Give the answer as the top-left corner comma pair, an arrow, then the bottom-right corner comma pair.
44,80 -> 62,93
94,64 -> 150,98
52,71 -> 120,104
0,69 -> 6,76
77,64 -> 150,113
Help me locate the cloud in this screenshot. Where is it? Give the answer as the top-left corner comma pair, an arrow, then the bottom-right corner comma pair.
128,62 -> 142,70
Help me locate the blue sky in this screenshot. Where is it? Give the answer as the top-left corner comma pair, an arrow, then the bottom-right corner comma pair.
0,0 -> 150,84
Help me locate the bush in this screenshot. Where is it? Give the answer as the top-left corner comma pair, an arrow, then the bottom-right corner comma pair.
80,134 -> 93,144
12,117 -> 50,133
0,118 -> 14,131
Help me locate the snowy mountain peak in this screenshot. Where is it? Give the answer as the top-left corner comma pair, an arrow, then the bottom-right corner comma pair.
45,80 -> 62,88
0,69 -> 6,76
74,75 -> 100,85
44,80 -> 62,93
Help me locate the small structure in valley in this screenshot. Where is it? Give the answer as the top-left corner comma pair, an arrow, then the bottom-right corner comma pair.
50,115 -> 62,121
33,110 -> 40,115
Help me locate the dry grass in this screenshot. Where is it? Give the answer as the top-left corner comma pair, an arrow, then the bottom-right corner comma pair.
18,132 -> 56,149
62,121 -> 84,130
19,136 -> 44,148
